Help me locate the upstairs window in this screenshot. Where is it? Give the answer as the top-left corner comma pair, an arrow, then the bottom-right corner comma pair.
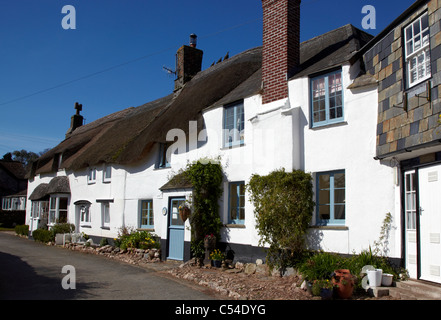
224,101 -> 244,147
103,164 -> 112,183
157,142 -> 171,169
88,167 -> 96,184
404,12 -> 431,87
310,70 -> 343,127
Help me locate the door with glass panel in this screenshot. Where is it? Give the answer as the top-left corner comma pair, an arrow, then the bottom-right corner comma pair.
404,170 -> 418,279
167,197 -> 186,260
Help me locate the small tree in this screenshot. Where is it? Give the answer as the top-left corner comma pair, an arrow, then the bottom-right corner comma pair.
248,169 -> 314,269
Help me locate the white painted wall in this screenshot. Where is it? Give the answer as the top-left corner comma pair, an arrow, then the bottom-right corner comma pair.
288,64 -> 400,258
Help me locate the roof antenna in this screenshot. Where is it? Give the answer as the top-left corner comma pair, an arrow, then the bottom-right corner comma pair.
162,66 -> 176,78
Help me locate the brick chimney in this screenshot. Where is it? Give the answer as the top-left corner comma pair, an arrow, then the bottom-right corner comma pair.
261,0 -> 301,104
66,102 -> 84,137
174,34 -> 203,91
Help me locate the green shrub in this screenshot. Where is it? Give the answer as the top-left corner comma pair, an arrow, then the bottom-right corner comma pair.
116,230 -> 160,250
298,251 -> 344,281
32,229 -> 54,243
248,169 -> 314,269
14,224 -> 29,237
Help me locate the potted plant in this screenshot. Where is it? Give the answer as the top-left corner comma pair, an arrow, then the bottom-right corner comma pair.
209,249 -> 225,268
312,279 -> 334,300
332,269 -> 355,299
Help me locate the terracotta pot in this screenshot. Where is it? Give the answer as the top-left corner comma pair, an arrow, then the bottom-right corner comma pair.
332,269 -> 355,299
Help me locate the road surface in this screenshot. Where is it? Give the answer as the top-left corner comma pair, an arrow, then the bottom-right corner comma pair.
0,232 -> 216,300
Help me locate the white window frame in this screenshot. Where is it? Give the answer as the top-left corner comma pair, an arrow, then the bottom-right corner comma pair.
48,195 -> 69,225
404,170 -> 417,230
101,202 -> 110,229
80,204 -> 91,226
88,167 -> 97,184
404,12 -> 431,88
103,164 -> 112,183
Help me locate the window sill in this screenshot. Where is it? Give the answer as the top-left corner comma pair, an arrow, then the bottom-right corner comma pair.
309,225 -> 348,231
224,224 -> 246,229
221,143 -> 245,151
81,225 -> 92,228
310,121 -> 347,130
101,226 -> 110,230
154,166 -> 171,171
138,228 -> 155,232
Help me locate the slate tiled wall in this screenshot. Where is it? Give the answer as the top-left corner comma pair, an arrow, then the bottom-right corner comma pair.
363,0 -> 441,158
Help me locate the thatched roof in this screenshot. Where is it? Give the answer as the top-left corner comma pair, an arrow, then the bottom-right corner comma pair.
29,176 -> 70,200
29,183 -> 49,201
30,47 -> 262,176
29,24 -> 372,177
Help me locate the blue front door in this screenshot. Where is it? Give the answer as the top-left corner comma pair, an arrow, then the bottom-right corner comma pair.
168,197 -> 186,260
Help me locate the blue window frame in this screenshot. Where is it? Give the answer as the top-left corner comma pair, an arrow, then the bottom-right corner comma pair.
228,181 -> 245,224
316,170 -> 345,225
224,101 -> 244,147
140,200 -> 154,229
310,70 -> 343,127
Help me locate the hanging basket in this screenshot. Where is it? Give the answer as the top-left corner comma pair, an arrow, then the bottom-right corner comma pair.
178,206 -> 191,222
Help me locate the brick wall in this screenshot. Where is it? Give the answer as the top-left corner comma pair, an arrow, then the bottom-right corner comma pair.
261,0 -> 300,104
363,0 -> 441,158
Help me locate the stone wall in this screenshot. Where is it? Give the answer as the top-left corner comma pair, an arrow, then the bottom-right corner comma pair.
363,0 -> 441,158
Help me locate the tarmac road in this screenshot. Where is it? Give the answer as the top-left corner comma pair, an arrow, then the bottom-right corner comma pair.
0,232 -> 216,300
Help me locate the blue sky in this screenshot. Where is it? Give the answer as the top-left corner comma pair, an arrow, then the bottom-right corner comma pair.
0,0 -> 417,155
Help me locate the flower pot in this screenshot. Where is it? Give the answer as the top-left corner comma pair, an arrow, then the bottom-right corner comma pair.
367,269 -> 383,287
332,269 -> 355,299
320,288 -> 333,300
382,273 -> 394,287
213,260 -> 222,268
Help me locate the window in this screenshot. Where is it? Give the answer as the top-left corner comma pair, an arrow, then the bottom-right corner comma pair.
310,70 -> 343,127
101,202 -> 110,228
80,205 -> 91,224
404,171 -> 417,230
157,142 -> 171,169
31,201 -> 49,219
404,12 -> 431,87
229,181 -> 245,224
88,167 -> 97,184
224,101 -> 244,147
103,164 -> 112,183
140,200 -> 154,229
316,171 -> 345,225
48,196 -> 69,224
2,198 -> 11,210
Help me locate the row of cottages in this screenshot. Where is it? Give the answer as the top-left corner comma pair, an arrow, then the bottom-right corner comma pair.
25,0 -> 441,284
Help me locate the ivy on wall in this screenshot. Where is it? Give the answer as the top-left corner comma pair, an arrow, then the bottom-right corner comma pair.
247,168 -> 315,269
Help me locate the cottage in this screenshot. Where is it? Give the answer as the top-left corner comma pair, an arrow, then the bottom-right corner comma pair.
356,0 -> 441,284
25,0 -> 440,283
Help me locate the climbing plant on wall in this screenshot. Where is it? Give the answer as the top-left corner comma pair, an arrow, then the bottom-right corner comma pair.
183,157 -> 224,244
247,168 -> 315,269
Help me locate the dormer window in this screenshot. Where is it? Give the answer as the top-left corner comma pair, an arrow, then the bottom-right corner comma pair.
88,167 -> 96,184
223,101 -> 244,147
157,142 -> 171,169
103,164 -> 112,183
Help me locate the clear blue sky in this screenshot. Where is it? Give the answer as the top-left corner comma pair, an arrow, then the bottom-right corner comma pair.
0,0 -> 417,155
